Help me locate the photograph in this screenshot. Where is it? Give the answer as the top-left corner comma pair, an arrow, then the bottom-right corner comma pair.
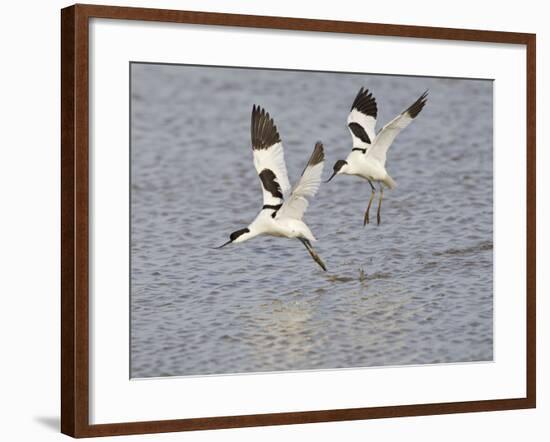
129,62 -> 494,378
1,0 -> 542,439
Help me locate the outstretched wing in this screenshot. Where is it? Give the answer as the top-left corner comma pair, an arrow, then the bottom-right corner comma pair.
277,142 -> 325,220
347,87 -> 378,151
251,105 -> 291,206
367,91 -> 428,166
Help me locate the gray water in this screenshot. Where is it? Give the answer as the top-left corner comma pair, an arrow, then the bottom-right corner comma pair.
130,63 -> 493,378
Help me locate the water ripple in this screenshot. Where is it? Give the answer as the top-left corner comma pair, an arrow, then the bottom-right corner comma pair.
130,64 -> 493,378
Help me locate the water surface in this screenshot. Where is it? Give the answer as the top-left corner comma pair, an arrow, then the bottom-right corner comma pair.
130,63 -> 493,378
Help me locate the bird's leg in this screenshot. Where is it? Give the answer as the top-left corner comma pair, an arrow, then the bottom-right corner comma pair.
377,185 -> 384,225
299,238 -> 327,272
364,180 -> 376,226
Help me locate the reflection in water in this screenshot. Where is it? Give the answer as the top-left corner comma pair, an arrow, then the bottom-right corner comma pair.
252,297 -> 317,370
130,64 -> 493,378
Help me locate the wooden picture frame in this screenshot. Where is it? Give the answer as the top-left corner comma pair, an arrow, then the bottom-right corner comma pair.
61,3 -> 536,438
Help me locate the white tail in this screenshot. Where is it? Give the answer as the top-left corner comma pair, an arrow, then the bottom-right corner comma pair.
383,174 -> 397,190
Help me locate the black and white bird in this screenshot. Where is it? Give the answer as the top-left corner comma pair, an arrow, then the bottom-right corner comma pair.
216,105 -> 327,271
326,88 -> 428,225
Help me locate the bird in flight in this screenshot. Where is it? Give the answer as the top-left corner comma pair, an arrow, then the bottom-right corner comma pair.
326,87 -> 428,226
216,105 -> 327,271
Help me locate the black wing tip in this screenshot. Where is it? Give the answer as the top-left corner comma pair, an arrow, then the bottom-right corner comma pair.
301,141 -> 324,176
251,104 -> 281,150
407,91 -> 429,119
309,141 -> 325,166
350,87 -> 378,118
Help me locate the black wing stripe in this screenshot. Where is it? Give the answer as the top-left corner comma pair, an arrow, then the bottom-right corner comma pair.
348,122 -> 371,144
251,105 -> 281,150
259,169 -> 283,199
350,87 -> 378,118
406,91 -> 429,119
262,203 -> 283,211
262,203 -> 283,218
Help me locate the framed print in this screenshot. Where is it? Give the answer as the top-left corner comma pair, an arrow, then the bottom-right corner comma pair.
61,3 -> 536,438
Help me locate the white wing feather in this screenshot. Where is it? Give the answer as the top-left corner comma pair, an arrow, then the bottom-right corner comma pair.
367,91 -> 428,166
278,143 -> 324,220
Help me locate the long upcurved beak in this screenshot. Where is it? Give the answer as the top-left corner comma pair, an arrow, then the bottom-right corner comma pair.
325,171 -> 337,183
213,240 -> 232,249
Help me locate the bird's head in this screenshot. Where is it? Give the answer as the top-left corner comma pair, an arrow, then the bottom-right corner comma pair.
215,227 -> 251,248
326,160 -> 348,182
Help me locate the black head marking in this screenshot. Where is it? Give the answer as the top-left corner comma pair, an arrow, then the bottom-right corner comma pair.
326,159 -> 348,182
230,228 -> 250,242
259,169 -> 283,199
333,159 -> 348,173
348,122 -> 371,144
